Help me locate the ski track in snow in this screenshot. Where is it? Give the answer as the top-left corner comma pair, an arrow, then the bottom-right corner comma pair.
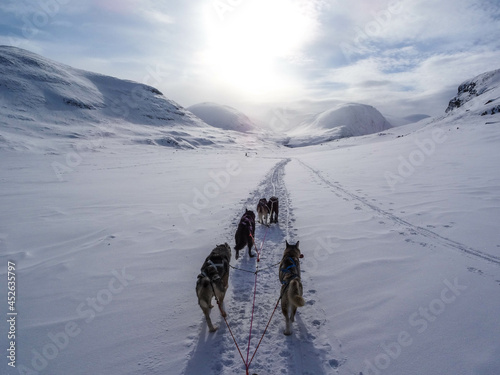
296,159 -> 500,267
183,158 -> 343,375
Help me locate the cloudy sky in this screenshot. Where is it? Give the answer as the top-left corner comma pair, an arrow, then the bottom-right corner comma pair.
1,0 -> 499,118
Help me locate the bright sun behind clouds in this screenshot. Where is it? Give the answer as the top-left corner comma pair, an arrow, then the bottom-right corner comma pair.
202,0 -> 317,99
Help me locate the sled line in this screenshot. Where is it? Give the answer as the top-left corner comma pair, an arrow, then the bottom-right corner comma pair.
245,222 -> 270,366
210,282 -> 247,368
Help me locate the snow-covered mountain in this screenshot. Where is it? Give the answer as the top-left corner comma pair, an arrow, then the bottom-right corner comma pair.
0,46 -> 240,151
187,102 -> 256,133
445,68 -> 500,117
284,102 -> 393,147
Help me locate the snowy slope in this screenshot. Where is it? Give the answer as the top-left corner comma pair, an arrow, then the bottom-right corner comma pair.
0,46 -> 240,151
187,102 -> 256,133
285,103 -> 393,147
1,58 -> 500,375
445,68 -> 500,116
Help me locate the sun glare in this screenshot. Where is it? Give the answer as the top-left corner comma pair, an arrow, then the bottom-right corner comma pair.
202,0 -> 316,98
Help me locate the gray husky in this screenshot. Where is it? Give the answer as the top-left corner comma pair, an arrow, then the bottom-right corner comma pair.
257,198 -> 270,225
267,196 -> 279,224
196,243 -> 231,332
279,241 -> 305,335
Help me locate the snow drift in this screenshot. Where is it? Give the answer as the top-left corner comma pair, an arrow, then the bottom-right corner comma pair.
187,102 -> 256,133
285,102 -> 392,147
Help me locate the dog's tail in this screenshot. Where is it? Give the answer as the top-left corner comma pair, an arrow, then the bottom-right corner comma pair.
288,279 -> 305,307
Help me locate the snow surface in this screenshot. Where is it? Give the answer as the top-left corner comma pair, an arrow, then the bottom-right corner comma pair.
1,49 -> 500,375
187,102 -> 256,133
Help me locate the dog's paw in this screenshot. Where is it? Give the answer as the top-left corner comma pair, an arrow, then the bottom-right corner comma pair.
209,326 -> 218,333
283,330 -> 292,336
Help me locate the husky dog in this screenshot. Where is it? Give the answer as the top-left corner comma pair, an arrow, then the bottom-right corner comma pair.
279,240 -> 305,335
257,198 -> 270,225
196,243 -> 231,332
267,196 -> 279,224
234,209 -> 256,259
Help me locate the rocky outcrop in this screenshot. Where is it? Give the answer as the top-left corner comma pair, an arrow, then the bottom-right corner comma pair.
445,69 -> 500,113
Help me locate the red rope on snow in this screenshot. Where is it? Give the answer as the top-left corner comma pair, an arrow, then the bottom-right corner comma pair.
255,224 -> 269,262
212,223 -> 279,375
245,271 -> 259,367
210,283 -> 247,371
245,224 -> 270,372
247,293 -> 283,368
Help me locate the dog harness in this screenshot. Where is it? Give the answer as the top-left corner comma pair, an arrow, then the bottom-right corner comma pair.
281,257 -> 297,272
280,257 -> 300,285
199,258 -> 227,282
268,197 -> 278,208
241,216 -> 254,232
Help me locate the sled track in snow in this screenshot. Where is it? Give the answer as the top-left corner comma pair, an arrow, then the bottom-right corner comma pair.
183,158 -> 343,375
297,159 -> 500,267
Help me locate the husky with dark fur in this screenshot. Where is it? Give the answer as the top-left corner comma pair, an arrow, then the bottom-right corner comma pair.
196,243 -> 231,332
267,196 -> 279,223
257,198 -> 270,225
279,240 -> 305,335
234,209 -> 256,259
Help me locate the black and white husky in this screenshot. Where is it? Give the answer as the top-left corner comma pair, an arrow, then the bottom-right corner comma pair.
196,243 -> 231,332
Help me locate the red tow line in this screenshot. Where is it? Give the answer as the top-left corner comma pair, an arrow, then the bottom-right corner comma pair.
217,223 -> 285,375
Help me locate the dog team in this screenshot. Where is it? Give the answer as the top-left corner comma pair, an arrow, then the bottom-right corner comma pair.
196,195 -> 305,336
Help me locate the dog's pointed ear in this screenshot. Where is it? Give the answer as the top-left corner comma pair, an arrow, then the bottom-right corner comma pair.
296,241 -> 300,248
286,240 -> 289,247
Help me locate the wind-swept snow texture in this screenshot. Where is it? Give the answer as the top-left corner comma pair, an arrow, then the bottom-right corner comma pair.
1,49 -> 500,375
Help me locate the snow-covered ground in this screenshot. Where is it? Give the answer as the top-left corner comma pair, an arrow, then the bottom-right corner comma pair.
2,113 -> 500,375
1,48 -> 500,375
